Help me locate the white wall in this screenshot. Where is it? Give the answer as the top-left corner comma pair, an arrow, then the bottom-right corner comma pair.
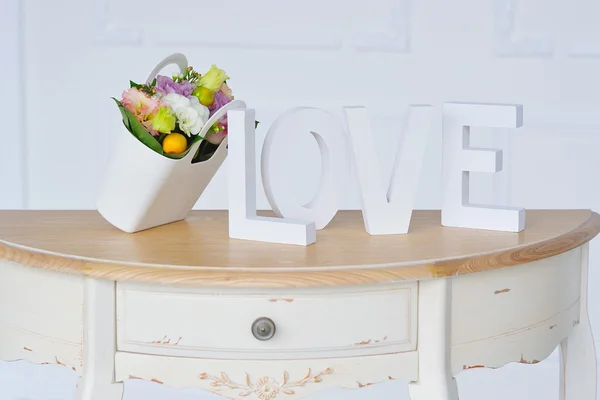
2,0 -> 600,398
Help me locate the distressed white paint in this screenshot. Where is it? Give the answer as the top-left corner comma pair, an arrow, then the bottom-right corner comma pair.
559,244 -> 597,400
451,249 -> 582,346
77,278 -> 123,400
115,351 -> 418,398
344,105 -> 434,235
452,301 -> 579,375
116,282 -> 417,359
0,260 -> 83,344
262,108 -> 350,230
408,278 -> 458,400
441,102 -> 525,232
449,245 -> 597,400
0,261 -> 82,381
0,0 -> 26,209
450,248 -> 584,375
228,108 -> 316,245
0,323 -> 84,376
0,243 -> 596,399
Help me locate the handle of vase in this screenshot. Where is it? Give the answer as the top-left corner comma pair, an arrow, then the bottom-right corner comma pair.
145,53 -> 188,86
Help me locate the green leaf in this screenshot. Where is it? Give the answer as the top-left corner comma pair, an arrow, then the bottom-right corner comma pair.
127,115 -> 164,155
129,80 -> 143,89
112,98 -> 164,155
192,134 -> 204,144
255,120 -> 260,129
150,78 -> 157,87
112,97 -> 130,130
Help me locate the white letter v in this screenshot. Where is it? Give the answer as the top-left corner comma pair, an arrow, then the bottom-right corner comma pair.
343,105 -> 435,235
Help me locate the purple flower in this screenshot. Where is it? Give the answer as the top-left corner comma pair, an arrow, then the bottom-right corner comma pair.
209,90 -> 233,124
155,75 -> 194,97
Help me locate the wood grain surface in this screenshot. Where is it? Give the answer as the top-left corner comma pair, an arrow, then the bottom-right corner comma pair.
0,210 -> 597,287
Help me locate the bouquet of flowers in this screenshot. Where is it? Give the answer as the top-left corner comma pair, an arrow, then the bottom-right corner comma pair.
113,63 -> 256,163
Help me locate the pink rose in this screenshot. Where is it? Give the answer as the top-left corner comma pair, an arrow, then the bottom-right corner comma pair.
121,88 -> 159,120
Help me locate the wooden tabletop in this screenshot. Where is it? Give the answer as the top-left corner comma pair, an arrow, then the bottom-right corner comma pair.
0,209 -> 597,288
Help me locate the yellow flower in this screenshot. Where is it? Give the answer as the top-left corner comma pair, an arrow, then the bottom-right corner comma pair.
198,65 -> 230,92
149,106 -> 176,134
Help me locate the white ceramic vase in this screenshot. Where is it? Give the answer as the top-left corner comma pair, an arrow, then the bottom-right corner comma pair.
97,53 -> 246,233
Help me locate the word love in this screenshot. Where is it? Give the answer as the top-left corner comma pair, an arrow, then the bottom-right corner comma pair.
228,102 -> 525,246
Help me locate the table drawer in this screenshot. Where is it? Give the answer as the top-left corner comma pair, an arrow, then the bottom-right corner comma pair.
116,282 -> 417,360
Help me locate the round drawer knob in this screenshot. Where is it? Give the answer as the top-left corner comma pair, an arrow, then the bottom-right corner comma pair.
251,317 -> 276,341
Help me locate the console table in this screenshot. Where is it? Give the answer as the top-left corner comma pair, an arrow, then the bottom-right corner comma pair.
0,209 -> 597,400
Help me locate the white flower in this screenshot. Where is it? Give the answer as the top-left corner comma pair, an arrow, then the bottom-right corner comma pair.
189,96 -> 210,123
176,106 -> 204,136
161,93 -> 191,112
160,93 -> 209,136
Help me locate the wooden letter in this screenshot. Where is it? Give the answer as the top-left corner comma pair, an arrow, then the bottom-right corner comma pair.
261,108 -> 350,230
344,105 -> 435,235
441,102 -> 525,232
228,109 -> 316,246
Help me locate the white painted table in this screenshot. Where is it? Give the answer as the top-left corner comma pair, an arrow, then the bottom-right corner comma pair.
0,210 -> 598,400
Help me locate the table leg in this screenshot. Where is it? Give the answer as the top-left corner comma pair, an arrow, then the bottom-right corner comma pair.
76,278 -> 124,400
559,243 -> 597,400
408,278 -> 459,400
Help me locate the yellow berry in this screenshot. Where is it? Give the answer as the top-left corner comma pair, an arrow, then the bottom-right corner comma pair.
162,133 -> 188,155
192,86 -> 215,107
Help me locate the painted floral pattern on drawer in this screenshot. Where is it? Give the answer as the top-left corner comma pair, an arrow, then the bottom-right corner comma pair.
199,368 -> 333,399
